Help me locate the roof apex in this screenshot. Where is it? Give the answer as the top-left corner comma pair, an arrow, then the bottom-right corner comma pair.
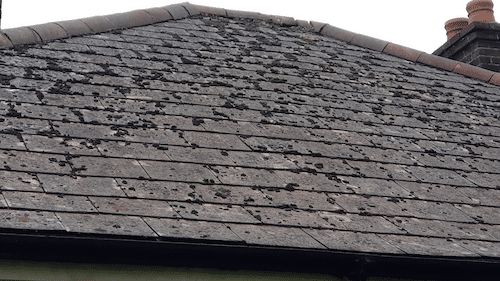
0,2 -> 497,86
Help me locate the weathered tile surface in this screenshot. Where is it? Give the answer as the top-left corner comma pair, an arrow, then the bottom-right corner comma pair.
0,9 -> 498,261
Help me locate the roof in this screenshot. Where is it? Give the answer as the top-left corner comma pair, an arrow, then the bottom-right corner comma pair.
0,2 -> 500,279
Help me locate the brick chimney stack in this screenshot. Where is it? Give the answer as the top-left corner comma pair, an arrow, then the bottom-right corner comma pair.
434,0 -> 500,72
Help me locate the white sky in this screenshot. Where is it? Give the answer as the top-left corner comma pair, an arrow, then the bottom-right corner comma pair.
1,0 -> 492,53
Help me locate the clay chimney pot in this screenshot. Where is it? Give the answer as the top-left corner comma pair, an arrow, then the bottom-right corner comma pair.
467,0 -> 495,24
445,17 -> 469,40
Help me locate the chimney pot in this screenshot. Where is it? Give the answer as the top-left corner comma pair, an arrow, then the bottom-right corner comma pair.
467,0 -> 495,24
445,17 -> 469,40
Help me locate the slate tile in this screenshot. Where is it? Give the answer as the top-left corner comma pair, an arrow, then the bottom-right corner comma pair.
56,213 -> 157,237
415,140 -> 470,156
171,202 -> 259,223
0,88 -> 41,104
212,166 -> 285,187
244,206 -> 331,228
304,228 -> 404,254
181,131 -> 250,151
274,170 -> 353,193
378,235 -> 479,257
52,122 -> 121,140
241,137 -> 309,154
287,155 -> 358,176
14,104 -> 80,122
0,171 -> 41,192
308,129 -> 371,146
402,166 -> 474,186
165,146 -> 235,166
228,224 -> 326,249
395,199 -> 475,222
71,156 -> 149,178
457,187 -> 500,207
0,151 -> 71,174
200,119 -> 263,136
297,141 -> 365,159
68,83 -> 125,98
346,161 -> 416,181
38,174 -> 123,196
261,189 -> 343,212
122,128 -> 187,146
3,191 -> 96,213
0,209 -> 65,231
457,240 -> 500,258
395,181 -> 473,204
356,146 -> 417,165
140,160 -> 217,183
193,184 -> 272,206
118,179 -> 199,201
0,133 -> 25,150
144,218 -> 242,242
338,176 -> 414,198
23,135 -> 100,156
373,125 -> 429,139
89,197 -> 179,218
0,118 -> 48,135
454,204 -> 500,225
462,157 -> 500,174
457,171 -> 500,188
387,217 -> 493,240
413,153 -> 472,171
79,109 -> 141,126
96,141 -> 169,160
227,151 -> 297,169
318,212 -> 404,234
251,123 -> 319,141
332,194 -> 411,217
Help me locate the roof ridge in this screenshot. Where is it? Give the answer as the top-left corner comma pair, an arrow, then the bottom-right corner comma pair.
0,2 -> 499,86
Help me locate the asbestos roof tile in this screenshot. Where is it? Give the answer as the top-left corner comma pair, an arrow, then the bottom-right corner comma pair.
4,191 -> 97,213
378,235 -> 479,257
0,209 -> 65,231
228,224 -> 326,249
38,174 -> 124,197
304,228 -> 404,254
57,212 -> 157,237
144,218 -> 242,242
0,171 -> 41,192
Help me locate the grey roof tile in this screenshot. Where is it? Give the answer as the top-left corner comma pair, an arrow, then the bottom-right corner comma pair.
229,224 -> 326,249
89,196 -> 179,218
71,157 -> 149,178
56,212 -> 157,237
0,209 -> 65,231
139,160 -> 218,183
378,235 -> 479,257
171,202 -> 259,223
145,218 -> 242,242
4,191 -> 97,213
0,171 -> 41,192
38,174 -> 124,197
304,228 -> 404,254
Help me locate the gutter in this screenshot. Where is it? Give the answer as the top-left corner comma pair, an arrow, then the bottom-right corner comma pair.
1,232 -> 499,281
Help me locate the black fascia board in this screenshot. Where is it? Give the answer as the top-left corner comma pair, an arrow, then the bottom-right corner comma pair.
0,231 -> 499,281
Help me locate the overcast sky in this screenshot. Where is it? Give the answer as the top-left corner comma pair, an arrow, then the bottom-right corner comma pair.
1,0 -> 492,53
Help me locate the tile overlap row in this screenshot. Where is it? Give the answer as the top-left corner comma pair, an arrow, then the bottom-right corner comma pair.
0,7 -> 499,260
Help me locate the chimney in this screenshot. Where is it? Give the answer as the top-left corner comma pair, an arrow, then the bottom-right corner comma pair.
433,0 -> 500,72
445,18 -> 469,40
